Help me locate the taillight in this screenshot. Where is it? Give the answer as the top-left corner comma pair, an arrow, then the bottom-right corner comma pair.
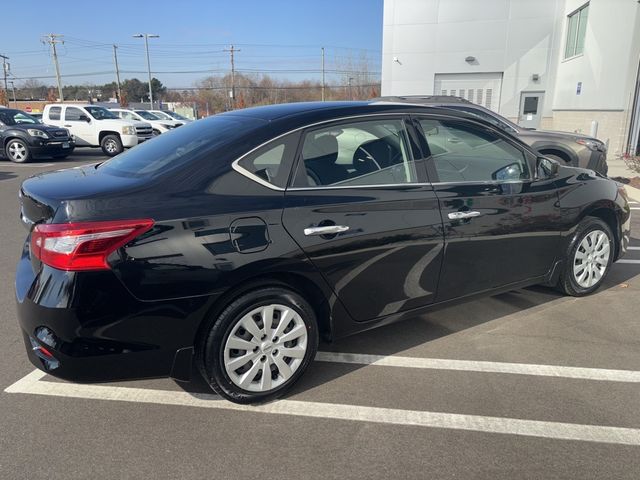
31,219 -> 154,271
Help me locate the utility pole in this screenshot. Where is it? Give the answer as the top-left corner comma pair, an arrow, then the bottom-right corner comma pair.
112,44 -> 122,104
348,77 -> 354,100
133,34 -> 159,109
321,47 -> 325,101
9,81 -> 16,107
0,54 -> 9,106
42,34 -> 64,101
223,45 -> 240,109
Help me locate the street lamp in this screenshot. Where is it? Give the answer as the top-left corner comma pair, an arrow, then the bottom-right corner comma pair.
132,33 -> 159,109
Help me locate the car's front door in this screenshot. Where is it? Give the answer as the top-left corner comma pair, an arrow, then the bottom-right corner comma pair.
63,106 -> 94,146
414,115 -> 562,301
282,116 -> 444,322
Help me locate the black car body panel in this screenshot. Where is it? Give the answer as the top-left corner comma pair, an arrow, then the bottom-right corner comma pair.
15,101 -> 631,384
0,109 -> 75,159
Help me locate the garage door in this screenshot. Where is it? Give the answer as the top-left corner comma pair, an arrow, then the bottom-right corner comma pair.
434,73 -> 503,112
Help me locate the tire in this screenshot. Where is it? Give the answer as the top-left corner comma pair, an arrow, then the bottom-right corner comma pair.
557,217 -> 614,296
5,139 -> 32,163
199,286 -> 319,404
152,129 -> 161,136
100,134 -> 123,156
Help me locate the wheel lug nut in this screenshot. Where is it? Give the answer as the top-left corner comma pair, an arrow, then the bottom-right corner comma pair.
272,349 -> 278,356
261,355 -> 267,362
261,334 -> 266,340
272,336 -> 279,342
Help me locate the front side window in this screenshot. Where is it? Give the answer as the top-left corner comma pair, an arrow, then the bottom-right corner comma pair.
48,106 -> 61,120
294,119 -> 417,188
135,110 -> 160,120
65,107 -> 85,121
565,3 -> 589,59
418,118 -> 529,183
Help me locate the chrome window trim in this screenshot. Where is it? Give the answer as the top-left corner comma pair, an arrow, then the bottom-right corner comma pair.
231,111 -> 534,190
231,113 -> 420,191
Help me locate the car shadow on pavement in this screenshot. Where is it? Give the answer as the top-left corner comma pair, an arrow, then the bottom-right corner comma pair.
0,171 -> 18,181
174,260 -> 640,399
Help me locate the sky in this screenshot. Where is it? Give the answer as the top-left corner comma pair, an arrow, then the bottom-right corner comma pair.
1,0 -> 383,90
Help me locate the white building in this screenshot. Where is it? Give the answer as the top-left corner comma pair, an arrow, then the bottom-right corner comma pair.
382,0 -> 640,156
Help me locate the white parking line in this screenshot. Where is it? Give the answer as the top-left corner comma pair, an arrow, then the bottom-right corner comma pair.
628,247 -> 640,250
316,352 -> 640,383
617,260 -> 640,264
0,163 -> 55,168
5,370 -> 640,446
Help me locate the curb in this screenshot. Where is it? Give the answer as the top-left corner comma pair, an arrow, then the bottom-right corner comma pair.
623,183 -> 640,203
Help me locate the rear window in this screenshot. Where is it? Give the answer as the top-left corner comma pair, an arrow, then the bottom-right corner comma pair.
48,106 -> 61,120
98,115 -> 265,177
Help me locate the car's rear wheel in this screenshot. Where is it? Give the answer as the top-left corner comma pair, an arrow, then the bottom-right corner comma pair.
200,286 -> 318,403
101,135 -> 123,156
557,217 -> 614,296
6,139 -> 32,163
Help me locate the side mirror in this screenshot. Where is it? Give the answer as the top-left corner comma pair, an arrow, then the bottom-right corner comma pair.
79,114 -> 91,123
536,156 -> 559,180
492,162 -> 524,181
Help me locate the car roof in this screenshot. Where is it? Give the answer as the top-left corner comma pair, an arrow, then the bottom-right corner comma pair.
375,95 -> 473,105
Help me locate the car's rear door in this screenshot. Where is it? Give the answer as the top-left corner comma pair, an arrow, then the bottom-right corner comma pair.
413,115 -> 562,301
282,115 -> 444,322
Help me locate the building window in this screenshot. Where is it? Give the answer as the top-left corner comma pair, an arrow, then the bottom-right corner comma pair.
564,3 -> 589,59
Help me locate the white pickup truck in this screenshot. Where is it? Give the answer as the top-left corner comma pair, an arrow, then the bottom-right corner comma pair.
42,104 -> 153,156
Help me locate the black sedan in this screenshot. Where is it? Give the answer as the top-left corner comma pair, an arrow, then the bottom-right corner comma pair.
0,108 -> 74,162
16,101 -> 631,403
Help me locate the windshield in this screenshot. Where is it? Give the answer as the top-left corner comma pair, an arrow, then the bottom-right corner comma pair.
98,114 -> 265,177
0,109 -> 40,126
151,111 -> 172,120
85,106 -> 119,120
135,110 -> 161,120
167,111 -> 189,121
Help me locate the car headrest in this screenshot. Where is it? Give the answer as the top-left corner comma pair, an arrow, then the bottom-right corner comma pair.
305,134 -> 339,163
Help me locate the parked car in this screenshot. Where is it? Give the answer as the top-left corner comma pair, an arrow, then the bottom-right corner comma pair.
377,95 -> 609,175
16,101 -> 631,403
0,108 -> 74,162
42,104 -> 152,156
109,108 -> 182,135
149,109 -> 193,123
29,112 -> 43,122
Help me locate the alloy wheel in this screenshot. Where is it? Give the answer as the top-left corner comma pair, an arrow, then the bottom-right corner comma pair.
105,139 -> 118,153
8,141 -> 27,161
223,304 -> 308,393
573,229 -> 610,288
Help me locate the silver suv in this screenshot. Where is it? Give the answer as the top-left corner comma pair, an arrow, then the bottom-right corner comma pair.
377,96 -> 608,175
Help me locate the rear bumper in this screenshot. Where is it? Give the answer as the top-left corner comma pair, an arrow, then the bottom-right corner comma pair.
585,150 -> 608,175
15,244 -> 207,383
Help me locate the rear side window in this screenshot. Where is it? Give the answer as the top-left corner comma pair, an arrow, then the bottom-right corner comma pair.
418,118 -> 529,183
99,115 -> 266,177
48,106 -> 61,120
293,119 -> 417,188
236,132 -> 299,189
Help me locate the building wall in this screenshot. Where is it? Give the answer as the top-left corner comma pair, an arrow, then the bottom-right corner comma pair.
382,0 -> 640,156
382,0 -> 563,118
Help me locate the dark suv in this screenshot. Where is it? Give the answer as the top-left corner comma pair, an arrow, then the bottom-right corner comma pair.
0,108 -> 74,162
377,96 -> 608,175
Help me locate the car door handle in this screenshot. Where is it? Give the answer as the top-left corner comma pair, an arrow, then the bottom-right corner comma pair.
448,211 -> 482,220
304,225 -> 350,236
64,124 -> 72,127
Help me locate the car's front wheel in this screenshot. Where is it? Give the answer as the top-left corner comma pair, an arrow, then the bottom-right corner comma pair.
200,286 -> 318,404
557,217 -> 614,296
101,134 -> 123,156
5,139 -> 32,163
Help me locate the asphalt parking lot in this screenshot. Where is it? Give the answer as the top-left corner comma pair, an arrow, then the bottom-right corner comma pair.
1,152 -> 639,479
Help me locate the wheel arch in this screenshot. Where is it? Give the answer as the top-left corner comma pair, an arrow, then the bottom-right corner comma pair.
581,203 -> 621,260
3,133 -> 29,148
193,270 -> 334,354
99,130 -> 120,143
532,142 -> 579,166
